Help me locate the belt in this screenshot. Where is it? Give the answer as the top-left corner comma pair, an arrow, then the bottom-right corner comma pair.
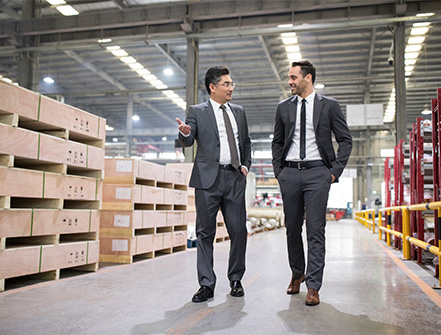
219,164 -> 237,171
284,160 -> 325,170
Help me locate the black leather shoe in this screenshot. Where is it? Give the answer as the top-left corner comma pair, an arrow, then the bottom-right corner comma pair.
230,280 -> 244,297
192,286 -> 214,303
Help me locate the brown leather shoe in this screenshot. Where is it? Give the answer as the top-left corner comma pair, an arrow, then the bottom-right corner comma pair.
286,274 -> 305,294
305,288 -> 320,306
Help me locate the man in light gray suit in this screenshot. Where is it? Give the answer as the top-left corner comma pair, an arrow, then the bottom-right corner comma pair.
272,60 -> 352,306
176,66 -> 251,303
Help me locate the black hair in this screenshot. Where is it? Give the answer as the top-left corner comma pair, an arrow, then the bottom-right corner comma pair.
291,60 -> 316,84
205,66 -> 230,94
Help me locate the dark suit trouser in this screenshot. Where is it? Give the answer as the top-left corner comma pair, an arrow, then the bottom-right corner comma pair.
195,168 -> 247,291
278,165 -> 332,291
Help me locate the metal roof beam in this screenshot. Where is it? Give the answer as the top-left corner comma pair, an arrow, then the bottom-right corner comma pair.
0,1 -> 21,20
64,49 -> 176,125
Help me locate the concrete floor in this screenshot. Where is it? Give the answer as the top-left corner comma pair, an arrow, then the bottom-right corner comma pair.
1,219 -> 441,335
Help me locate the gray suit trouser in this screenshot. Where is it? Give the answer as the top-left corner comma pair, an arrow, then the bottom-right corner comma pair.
195,168 -> 247,291
278,164 -> 332,291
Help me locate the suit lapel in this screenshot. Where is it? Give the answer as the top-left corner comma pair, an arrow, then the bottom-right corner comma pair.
313,93 -> 324,131
205,101 -> 219,140
227,103 -> 243,150
286,97 -> 297,142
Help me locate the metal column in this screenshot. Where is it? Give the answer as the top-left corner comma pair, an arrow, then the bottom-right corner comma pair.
394,21 -> 407,142
184,38 -> 199,163
126,97 -> 133,158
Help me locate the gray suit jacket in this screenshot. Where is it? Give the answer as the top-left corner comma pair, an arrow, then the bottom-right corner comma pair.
179,100 -> 252,189
272,93 -> 352,181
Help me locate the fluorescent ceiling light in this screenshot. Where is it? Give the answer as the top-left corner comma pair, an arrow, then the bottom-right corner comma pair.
411,27 -> 429,35
56,5 -> 79,16
129,63 -> 144,70
408,36 -> 425,44
405,71 -> 412,76
98,39 -> 112,43
1,78 -> 13,84
405,44 -> 422,52
282,37 -> 298,45
405,65 -> 414,72
43,76 -> 55,84
281,32 -> 296,37
314,83 -> 325,89
120,56 -> 137,64
150,80 -> 164,86
111,49 -> 128,57
278,24 -> 293,28
105,125 -> 114,131
155,84 -> 168,90
413,22 -> 430,27
416,12 -> 434,17
136,69 -> 151,75
106,46 -> 120,51
405,59 -> 417,65
285,44 -> 300,52
165,93 -> 179,99
287,52 -> 302,60
405,52 -> 419,59
112,138 -> 118,142
47,0 -> 66,5
132,115 -> 140,121
143,74 -> 157,81
421,110 -> 431,115
162,137 -> 167,141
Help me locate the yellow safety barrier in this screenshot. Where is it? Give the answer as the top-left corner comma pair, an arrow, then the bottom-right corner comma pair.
357,200 -> 441,287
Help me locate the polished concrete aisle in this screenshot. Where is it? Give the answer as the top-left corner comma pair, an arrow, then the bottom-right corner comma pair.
1,219 -> 441,335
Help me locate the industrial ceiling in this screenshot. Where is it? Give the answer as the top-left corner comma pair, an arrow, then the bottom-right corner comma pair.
0,0 -> 441,159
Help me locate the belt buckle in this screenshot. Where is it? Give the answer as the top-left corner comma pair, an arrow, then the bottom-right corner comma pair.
298,162 -> 307,170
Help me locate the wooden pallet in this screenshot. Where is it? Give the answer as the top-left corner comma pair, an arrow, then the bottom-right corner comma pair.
105,158 -> 188,186
99,230 -> 187,264
0,166 -> 102,202
0,81 -> 106,143
0,123 -> 104,178
0,240 -> 99,291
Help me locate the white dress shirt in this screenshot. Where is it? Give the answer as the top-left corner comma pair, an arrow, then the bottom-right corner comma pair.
286,91 -> 321,161
210,99 -> 241,165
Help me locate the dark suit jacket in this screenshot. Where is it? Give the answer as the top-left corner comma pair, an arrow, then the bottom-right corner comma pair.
272,93 -> 352,180
179,100 -> 252,189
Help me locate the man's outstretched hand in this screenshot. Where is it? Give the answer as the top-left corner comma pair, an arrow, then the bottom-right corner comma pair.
176,118 -> 191,136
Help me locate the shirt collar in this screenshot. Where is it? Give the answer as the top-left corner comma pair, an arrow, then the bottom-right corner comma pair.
210,98 -> 228,112
291,91 -> 316,104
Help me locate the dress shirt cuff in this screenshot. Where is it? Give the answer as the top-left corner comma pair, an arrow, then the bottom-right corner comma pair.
179,130 -> 190,137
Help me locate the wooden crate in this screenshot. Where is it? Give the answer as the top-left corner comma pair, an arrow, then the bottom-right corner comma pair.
0,209 -> 99,239
0,241 -> 99,280
0,81 -> 39,120
0,166 -> 102,201
0,81 -> 105,142
104,158 -> 165,184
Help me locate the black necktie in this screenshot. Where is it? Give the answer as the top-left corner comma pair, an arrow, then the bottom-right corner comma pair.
300,98 -> 306,160
220,105 -> 240,169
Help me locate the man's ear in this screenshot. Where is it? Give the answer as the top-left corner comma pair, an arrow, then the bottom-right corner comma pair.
209,83 -> 216,93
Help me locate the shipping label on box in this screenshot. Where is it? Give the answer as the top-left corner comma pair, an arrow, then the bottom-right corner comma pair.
112,239 -> 129,252
115,187 -> 132,200
116,160 -> 133,172
114,214 -> 131,227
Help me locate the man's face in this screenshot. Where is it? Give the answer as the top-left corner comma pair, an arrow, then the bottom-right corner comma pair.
210,74 -> 234,104
288,66 -> 308,97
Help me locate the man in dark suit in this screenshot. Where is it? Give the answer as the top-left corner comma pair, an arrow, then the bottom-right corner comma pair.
176,66 -> 251,303
272,60 -> 352,306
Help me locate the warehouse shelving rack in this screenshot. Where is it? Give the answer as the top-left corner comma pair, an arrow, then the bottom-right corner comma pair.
431,88 -> 441,277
